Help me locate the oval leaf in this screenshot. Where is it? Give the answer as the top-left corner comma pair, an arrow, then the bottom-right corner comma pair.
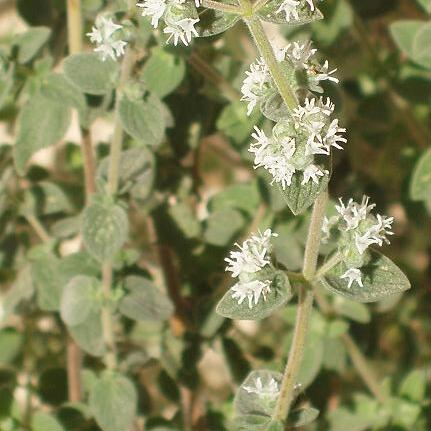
319,250 -> 411,303
82,196 -> 129,262
15,26 -> 51,63
196,7 -> 240,37
60,275 -> 100,326
410,148 -> 431,201
216,270 -> 291,320
119,276 -> 174,322
63,53 -> 118,95
89,373 -> 137,431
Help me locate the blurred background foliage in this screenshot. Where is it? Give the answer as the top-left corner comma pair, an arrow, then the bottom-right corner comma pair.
0,0 -> 431,429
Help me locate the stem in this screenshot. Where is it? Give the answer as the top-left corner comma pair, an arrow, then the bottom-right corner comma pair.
100,43 -> 135,369
314,252 -> 342,280
341,333 -> 387,403
201,0 -> 242,14
24,214 -> 51,242
81,129 -> 96,201
273,284 -> 314,422
302,191 -> 328,280
66,0 -> 82,53
273,191 -> 328,421
244,15 -> 298,110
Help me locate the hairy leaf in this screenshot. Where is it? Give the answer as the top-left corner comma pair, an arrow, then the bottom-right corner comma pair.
410,148 -> 431,201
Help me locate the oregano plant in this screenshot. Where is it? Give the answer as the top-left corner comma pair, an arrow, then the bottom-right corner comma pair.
1,0 -> 430,430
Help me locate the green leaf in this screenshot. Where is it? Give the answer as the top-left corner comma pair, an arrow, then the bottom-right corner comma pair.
68,309 -> 105,356
390,20 -> 424,59
233,415 -> 271,430
327,319 -> 349,338
31,251 -> 63,311
399,370 -> 426,402
265,421 -> 283,431
82,196 -> 129,262
14,26 -> 51,63
14,94 -> 70,175
412,22 -> 431,68
322,337 -> 347,372
89,373 -> 137,431
296,332 -> 324,388
63,53 -> 118,95
32,412 -> 64,431
390,397 -> 421,428
258,0 -> 323,25
410,148 -> 431,201
210,183 -> 260,215
196,6 -> 240,37
97,148 -> 155,199
204,208 -> 244,246
119,276 -> 174,322
217,102 -> 260,144
235,370 -> 282,417
216,270 -> 292,320
141,47 -> 185,98
168,203 -> 201,239
327,407 -> 376,431
119,90 -> 166,147
416,0 -> 431,13
332,296 -> 371,323
320,250 -> 411,303
60,276 -> 100,326
279,171 -> 329,215
0,329 -> 23,364
288,407 -> 319,428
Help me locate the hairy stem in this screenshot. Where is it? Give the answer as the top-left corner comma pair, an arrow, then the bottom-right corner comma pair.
244,15 -> 298,110
314,252 -> 342,280
66,0 -> 82,53
24,213 -> 51,242
273,192 -> 327,421
100,44 -> 135,370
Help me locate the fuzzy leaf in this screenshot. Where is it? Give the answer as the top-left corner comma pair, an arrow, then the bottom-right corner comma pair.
390,20 -> 425,60
204,208 -> 244,246
258,0 -> 323,25
412,22 -> 431,68
288,407 -> 320,427
141,47 -> 185,98
410,148 -> 431,201
32,412 -> 64,431
319,250 -> 411,303
14,94 -> 70,175
82,196 -> 129,262
196,5 -> 240,37
216,270 -> 291,320
233,415 -> 271,430
119,91 -> 166,147
14,26 -> 51,63
60,276 -> 100,326
279,170 -> 329,215
332,296 -> 370,323
119,276 -> 174,322
399,370 -> 426,402
168,203 -> 201,239
235,370 -> 283,417
63,53 -> 118,95
89,373 -> 137,431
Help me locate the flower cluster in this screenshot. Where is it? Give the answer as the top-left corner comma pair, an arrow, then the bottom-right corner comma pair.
323,196 -> 394,287
225,229 -> 278,309
276,0 -> 318,23
243,377 -> 280,402
276,41 -> 338,87
137,0 -> 200,46
87,16 -> 127,61
241,42 -> 338,117
249,97 -> 345,188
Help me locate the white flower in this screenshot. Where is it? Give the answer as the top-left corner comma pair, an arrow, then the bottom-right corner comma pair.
293,97 -> 346,156
355,214 -> 394,254
231,280 -> 272,309
335,196 -> 375,231
249,127 -> 297,190
241,58 -> 271,116
225,229 -> 277,277
276,0 -> 300,22
243,377 -> 280,401
302,164 -> 328,185
276,41 -> 317,68
87,17 -> 127,61
314,60 -> 339,83
341,267 -> 363,288
164,18 -> 199,46
137,0 -> 167,28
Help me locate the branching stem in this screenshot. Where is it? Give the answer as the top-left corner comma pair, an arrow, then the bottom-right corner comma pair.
314,252 -> 342,280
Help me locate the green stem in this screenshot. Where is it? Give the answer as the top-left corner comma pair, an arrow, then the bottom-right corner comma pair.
314,252 -> 342,280
273,192 -> 328,421
24,213 -> 51,243
202,0 -> 242,14
66,0 -> 83,53
244,15 -> 298,110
